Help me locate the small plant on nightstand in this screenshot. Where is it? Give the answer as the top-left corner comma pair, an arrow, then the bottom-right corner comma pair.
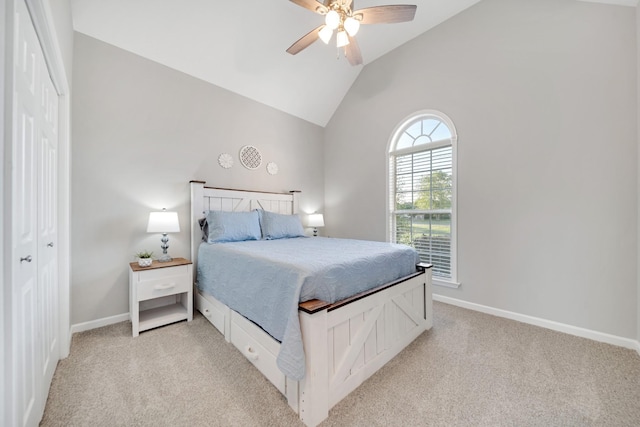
135,251 -> 154,268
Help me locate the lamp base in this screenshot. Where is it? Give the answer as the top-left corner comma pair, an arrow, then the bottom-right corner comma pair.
158,254 -> 173,263
158,233 -> 172,262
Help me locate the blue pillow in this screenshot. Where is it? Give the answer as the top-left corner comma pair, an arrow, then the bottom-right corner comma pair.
206,210 -> 261,243
259,210 -> 306,240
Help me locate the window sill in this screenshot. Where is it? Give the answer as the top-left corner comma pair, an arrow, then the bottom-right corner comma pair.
432,277 -> 461,289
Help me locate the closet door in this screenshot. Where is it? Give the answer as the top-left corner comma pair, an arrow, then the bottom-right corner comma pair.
38,50 -> 59,395
11,0 -> 60,425
12,0 -> 40,424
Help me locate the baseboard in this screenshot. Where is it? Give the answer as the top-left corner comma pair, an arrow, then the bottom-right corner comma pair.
433,294 -> 640,352
70,313 -> 130,334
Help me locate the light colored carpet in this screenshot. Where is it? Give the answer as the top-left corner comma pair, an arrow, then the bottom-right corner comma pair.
41,302 -> 640,426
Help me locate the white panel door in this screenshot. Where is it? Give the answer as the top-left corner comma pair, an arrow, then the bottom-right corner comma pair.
11,0 -> 60,425
37,45 -> 59,396
13,1 -> 40,425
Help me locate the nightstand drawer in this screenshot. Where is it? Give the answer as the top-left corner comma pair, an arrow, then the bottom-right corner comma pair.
135,266 -> 191,301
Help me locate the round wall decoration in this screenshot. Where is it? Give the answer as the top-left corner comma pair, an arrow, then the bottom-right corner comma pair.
239,145 -> 262,170
218,153 -> 233,169
267,162 -> 279,175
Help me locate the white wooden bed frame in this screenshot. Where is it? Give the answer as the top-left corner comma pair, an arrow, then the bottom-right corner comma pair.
190,181 -> 433,427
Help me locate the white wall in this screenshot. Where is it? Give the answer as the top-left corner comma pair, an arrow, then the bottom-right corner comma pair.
637,4 -> 640,344
1,2 -> 7,422
71,33 -> 325,325
325,0 -> 637,339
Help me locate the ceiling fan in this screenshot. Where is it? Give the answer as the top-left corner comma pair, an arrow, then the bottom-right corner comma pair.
286,0 -> 417,66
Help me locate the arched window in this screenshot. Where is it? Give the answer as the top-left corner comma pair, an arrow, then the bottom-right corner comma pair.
388,111 -> 457,284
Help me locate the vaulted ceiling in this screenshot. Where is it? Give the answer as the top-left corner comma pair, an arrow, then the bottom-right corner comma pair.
69,0 -> 634,127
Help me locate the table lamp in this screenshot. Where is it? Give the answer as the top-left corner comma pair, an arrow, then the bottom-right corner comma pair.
307,213 -> 324,237
147,209 -> 180,262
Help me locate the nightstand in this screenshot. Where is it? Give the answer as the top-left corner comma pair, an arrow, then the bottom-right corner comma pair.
129,257 -> 193,337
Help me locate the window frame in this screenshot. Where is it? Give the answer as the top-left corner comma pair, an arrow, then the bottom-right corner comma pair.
387,110 -> 459,288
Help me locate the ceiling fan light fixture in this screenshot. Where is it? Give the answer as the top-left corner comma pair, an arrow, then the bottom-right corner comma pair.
336,30 -> 349,48
344,17 -> 360,36
287,1 -> 417,67
319,26 -> 333,44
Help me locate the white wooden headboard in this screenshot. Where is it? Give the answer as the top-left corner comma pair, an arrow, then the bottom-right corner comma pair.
189,181 -> 300,279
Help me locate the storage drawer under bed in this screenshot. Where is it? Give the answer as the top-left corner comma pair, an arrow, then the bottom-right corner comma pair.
229,311 -> 286,394
195,290 -> 228,335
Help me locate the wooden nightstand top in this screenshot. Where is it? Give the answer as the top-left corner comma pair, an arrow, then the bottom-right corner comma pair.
129,257 -> 192,272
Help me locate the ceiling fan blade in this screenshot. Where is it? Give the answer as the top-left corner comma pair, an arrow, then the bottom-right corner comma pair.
290,0 -> 328,14
286,25 -> 324,55
345,35 -> 363,66
355,5 -> 417,25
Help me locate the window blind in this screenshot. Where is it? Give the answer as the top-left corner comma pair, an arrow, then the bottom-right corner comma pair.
393,146 -> 453,277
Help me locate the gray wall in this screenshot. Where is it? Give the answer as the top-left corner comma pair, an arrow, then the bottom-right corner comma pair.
637,4 -> 640,344
45,0 -> 74,85
325,0 -> 637,339
72,33 -> 324,325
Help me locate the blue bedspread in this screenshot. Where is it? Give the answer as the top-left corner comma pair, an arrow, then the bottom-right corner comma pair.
196,237 -> 420,381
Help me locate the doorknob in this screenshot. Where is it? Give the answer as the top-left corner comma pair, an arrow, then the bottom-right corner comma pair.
47,242 -> 54,247
20,255 -> 33,263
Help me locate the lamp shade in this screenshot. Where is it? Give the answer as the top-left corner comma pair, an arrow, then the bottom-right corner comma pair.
336,30 -> 349,48
344,17 -> 360,36
325,10 -> 340,30
307,214 -> 325,228
147,210 -> 180,233
319,25 -> 333,44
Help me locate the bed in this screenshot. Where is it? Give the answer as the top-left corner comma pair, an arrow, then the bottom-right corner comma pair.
190,181 -> 433,426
